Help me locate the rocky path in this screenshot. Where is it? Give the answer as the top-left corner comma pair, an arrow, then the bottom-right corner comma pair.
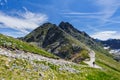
0,48 -> 80,73
84,50 -> 102,69
0,48 -> 77,66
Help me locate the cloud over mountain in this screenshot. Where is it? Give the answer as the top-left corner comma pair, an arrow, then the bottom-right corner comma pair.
91,31 -> 120,40
0,8 -> 48,34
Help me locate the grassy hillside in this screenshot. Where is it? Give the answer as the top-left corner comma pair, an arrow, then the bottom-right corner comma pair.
0,34 -> 58,59
96,51 -> 120,73
0,52 -> 120,80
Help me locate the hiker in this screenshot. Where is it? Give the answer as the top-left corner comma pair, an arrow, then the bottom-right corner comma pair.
93,62 -> 95,67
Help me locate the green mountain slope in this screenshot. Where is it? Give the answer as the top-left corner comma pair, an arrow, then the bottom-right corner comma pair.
0,34 -> 57,59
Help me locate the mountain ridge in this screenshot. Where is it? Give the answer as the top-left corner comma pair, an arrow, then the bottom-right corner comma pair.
98,39 -> 120,61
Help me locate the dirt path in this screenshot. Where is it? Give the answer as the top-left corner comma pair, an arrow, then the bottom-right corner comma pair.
84,50 -> 102,69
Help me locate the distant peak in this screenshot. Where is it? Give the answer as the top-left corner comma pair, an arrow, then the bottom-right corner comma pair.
59,21 -> 65,24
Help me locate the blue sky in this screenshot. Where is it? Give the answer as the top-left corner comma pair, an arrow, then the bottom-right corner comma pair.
0,0 -> 120,40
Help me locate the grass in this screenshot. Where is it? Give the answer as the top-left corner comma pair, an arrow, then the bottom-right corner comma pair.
0,52 -> 120,80
0,34 -> 58,59
95,51 -> 120,73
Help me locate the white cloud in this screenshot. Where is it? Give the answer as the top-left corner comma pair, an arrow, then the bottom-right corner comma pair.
63,0 -> 120,24
94,0 -> 120,20
0,9 -> 48,34
62,12 -> 104,15
91,31 -> 120,40
62,0 -> 120,33
63,12 -> 104,20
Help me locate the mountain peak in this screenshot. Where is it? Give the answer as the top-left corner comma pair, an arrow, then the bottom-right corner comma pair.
59,21 -> 74,30
41,22 -> 56,28
33,22 -> 57,32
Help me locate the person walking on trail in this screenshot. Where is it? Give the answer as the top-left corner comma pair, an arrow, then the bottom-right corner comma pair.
93,62 -> 95,67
